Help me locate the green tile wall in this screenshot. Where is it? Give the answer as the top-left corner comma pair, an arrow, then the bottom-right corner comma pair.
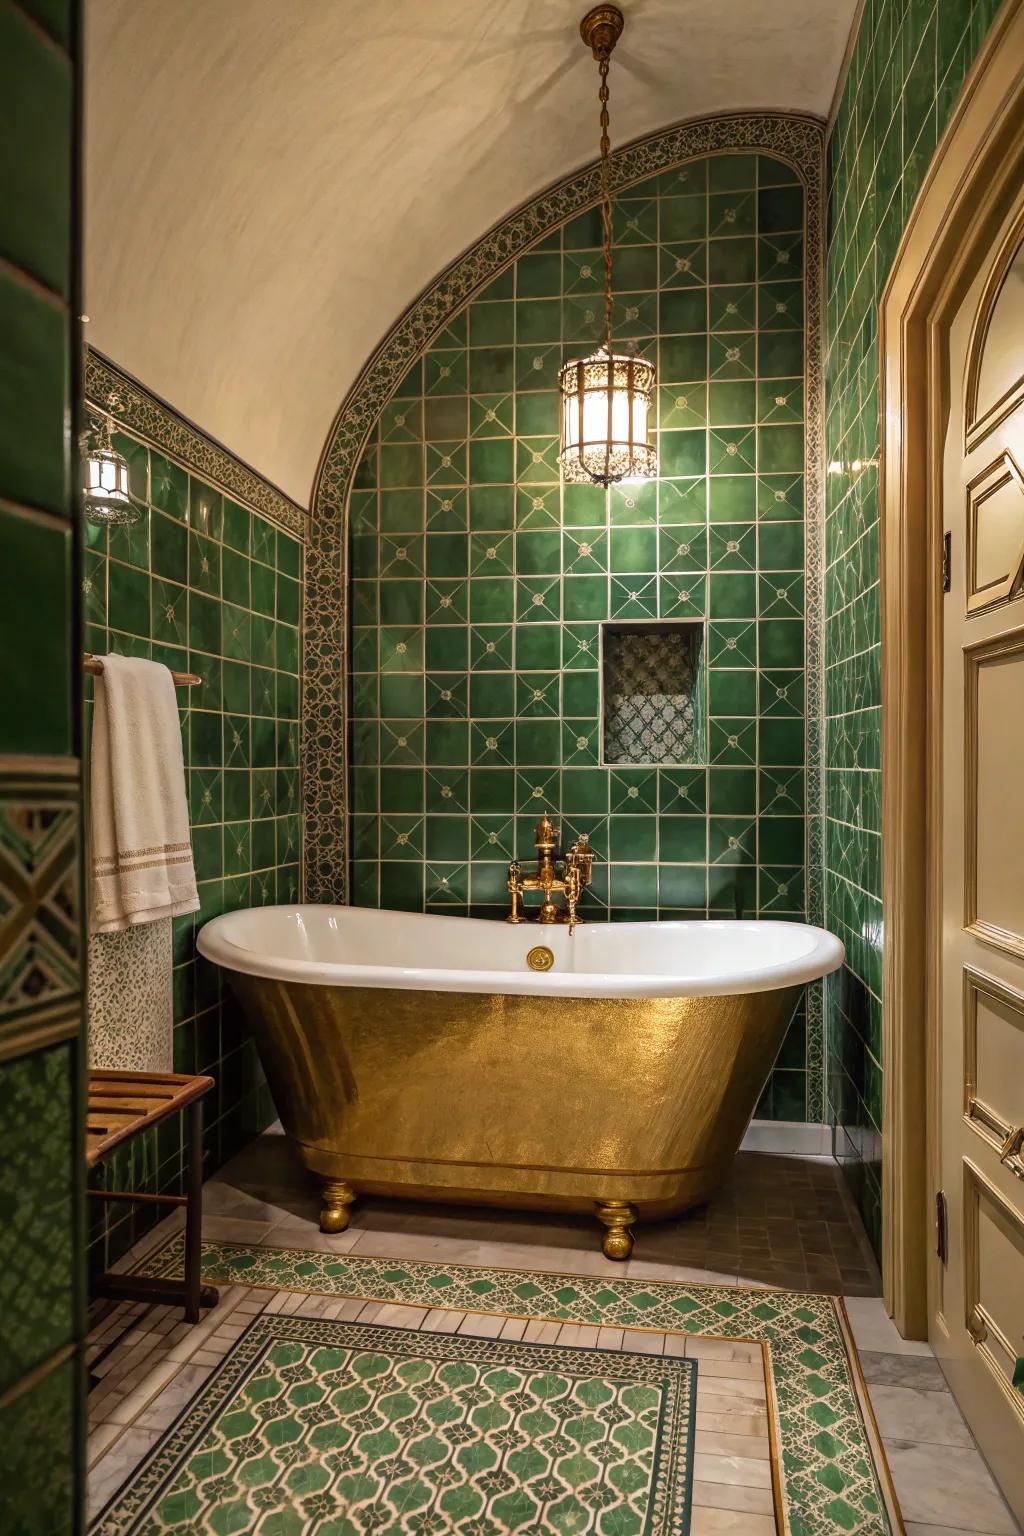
0,0 -> 86,1530
83,426 -> 302,1265
824,0 -> 1003,1254
349,152 -> 814,1121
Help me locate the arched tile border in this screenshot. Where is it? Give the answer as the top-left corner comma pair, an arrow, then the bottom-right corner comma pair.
305,112 -> 825,1109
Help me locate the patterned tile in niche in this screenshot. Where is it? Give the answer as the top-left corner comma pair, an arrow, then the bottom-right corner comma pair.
603,625 -> 703,766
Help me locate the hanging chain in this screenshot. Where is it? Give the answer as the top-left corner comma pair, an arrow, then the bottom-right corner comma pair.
597,55 -> 614,352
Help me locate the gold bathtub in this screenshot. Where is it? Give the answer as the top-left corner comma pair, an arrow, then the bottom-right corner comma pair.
198,906 -> 843,1258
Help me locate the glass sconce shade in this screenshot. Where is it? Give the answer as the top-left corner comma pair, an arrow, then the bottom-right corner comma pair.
559,346 -> 657,485
82,436 -> 139,526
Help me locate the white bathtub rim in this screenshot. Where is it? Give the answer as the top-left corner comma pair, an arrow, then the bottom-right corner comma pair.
197,906 -> 845,1000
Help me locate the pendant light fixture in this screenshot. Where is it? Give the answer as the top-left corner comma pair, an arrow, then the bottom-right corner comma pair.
81,396 -> 138,526
559,5 -> 657,486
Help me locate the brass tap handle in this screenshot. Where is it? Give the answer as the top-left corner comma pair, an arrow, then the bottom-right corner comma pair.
565,860 -> 581,935
506,860 -> 528,924
567,834 -> 594,888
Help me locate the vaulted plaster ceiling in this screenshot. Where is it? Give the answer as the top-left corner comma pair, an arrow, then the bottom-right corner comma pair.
85,0 -> 857,507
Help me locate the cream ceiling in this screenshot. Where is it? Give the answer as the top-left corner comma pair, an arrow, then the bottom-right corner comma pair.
85,0 -> 857,506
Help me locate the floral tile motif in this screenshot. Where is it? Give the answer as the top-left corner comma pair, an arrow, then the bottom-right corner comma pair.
144,1241 -> 899,1536
91,1316 -> 697,1536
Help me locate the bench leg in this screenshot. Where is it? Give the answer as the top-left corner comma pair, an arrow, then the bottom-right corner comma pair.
184,1098 -> 217,1322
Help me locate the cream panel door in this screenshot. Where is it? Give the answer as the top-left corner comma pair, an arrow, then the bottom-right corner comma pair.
939,195 -> 1024,1520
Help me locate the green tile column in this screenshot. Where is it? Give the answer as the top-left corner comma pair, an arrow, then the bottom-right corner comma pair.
0,0 -> 88,1531
824,0 -> 1005,1255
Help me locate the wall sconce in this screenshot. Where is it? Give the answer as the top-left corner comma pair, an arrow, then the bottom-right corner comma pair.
558,6 -> 657,487
81,400 -> 139,526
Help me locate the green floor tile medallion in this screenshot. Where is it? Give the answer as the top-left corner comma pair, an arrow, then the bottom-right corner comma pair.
94,1316 -> 697,1535
141,1239 -> 900,1536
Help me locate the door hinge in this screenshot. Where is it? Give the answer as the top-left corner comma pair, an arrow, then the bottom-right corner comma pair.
936,1189 -> 948,1263
942,530 -> 952,593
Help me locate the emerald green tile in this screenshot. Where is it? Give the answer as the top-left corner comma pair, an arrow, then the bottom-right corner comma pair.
609,527 -> 657,573
709,668 -> 757,714
0,3 -> 71,293
515,718 -> 560,765
516,530 -> 561,575
659,429 -> 706,477
0,508 -> 70,753
759,424 -> 804,472
758,183 -> 803,232
708,476 -> 756,521
610,863 -> 657,905
659,334 -> 707,382
152,455 -> 189,521
425,626 -> 467,671
759,330 -> 803,378
516,625 -> 560,669
380,768 -> 425,812
152,512 -> 187,586
108,559 -> 150,636
0,273 -> 67,515
609,816 -> 656,861
470,672 -> 514,717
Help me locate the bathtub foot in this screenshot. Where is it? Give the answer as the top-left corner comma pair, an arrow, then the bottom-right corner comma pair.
320,1179 -> 356,1234
595,1200 -> 637,1261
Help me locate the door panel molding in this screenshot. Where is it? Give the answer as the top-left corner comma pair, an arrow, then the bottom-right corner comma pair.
966,200 -> 1024,451
963,965 -> 1024,1173
963,624 -> 1024,956
962,1158 -> 1024,1425
880,0 -> 1024,1341
965,450 -> 1024,612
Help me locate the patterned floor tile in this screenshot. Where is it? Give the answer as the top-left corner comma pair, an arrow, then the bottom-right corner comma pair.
91,1315 -> 697,1535
140,1239 -> 900,1536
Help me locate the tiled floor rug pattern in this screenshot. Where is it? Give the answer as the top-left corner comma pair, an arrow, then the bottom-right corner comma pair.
91,1315 -> 697,1535
144,1238 -> 899,1536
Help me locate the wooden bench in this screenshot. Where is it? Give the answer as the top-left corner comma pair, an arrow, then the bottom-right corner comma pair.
87,1070 -> 220,1323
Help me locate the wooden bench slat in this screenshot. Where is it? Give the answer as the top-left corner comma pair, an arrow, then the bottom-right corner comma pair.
85,1069 -> 215,1167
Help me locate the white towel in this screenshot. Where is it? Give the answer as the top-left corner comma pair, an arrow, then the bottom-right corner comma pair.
89,653 -> 200,933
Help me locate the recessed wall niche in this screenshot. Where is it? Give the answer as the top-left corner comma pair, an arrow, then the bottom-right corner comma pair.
601,621 -> 705,765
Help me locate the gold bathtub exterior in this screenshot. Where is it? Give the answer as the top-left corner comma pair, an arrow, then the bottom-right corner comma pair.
229,972 -> 799,1258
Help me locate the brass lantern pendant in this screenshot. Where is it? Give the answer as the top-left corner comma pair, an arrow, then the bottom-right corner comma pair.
558,6 -> 657,487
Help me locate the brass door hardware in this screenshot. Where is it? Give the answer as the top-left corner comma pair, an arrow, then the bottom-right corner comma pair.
1000,1124 -> 1024,1177
506,816 -> 594,931
936,1189 -> 948,1263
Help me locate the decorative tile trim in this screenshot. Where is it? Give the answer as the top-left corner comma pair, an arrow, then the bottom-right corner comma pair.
0,767 -> 83,1061
85,350 -> 308,539
144,1239 -> 901,1536
304,112 -> 825,1114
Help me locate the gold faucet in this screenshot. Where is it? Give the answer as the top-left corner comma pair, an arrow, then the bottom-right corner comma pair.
506,816 -> 594,932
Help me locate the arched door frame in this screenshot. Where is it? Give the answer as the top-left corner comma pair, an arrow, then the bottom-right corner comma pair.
880,0 -> 1024,1338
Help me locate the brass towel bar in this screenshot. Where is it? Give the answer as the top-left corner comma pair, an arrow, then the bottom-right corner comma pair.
83,653 -> 202,688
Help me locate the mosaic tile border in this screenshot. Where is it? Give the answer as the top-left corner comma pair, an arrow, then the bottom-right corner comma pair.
144,1237 -> 900,1536
0,764 -> 83,1062
85,351 -> 308,540
92,1312 -> 699,1536
304,110 -> 825,1114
